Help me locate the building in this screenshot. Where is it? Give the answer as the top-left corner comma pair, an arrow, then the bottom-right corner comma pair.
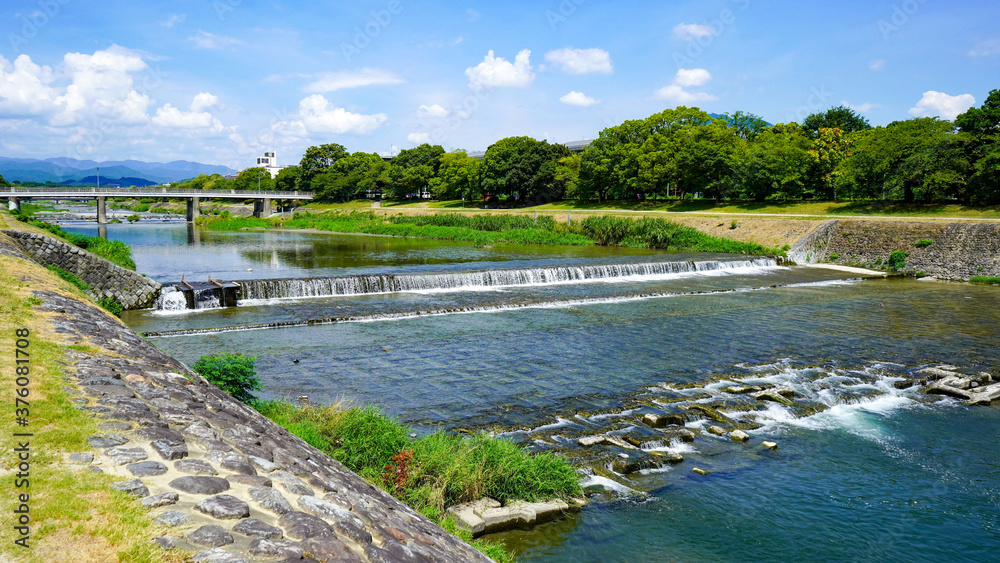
255,152 -> 290,178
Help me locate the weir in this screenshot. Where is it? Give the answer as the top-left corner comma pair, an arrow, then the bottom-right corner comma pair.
152,258 -> 779,310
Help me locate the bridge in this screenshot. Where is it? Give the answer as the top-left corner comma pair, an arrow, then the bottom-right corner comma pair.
4,187 -> 314,223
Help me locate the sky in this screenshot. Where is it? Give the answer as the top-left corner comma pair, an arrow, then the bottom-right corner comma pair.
1,0 -> 998,169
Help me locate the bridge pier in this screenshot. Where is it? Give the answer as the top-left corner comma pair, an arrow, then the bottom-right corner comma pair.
253,197 -> 272,218
96,196 -> 107,224
7,197 -> 19,212
186,197 -> 200,222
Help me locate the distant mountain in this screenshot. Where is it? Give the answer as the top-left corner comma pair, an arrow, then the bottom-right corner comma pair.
0,156 -> 234,186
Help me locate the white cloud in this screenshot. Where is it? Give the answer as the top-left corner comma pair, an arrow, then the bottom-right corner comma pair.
418,104 -> 449,117
560,91 -> 600,107
152,103 -> 214,129
161,14 -> 186,28
654,68 -> 717,104
467,9 -> 481,22
869,59 -> 886,71
466,49 -> 535,90
188,30 -> 243,49
53,45 -> 152,126
407,132 -> 431,144
274,94 -> 387,136
672,23 -> 715,41
909,91 -> 976,121
843,100 -> 877,113
0,54 -> 58,116
544,48 -> 613,74
190,92 -> 219,112
968,37 -> 1000,57
674,68 -> 712,87
303,68 -> 404,93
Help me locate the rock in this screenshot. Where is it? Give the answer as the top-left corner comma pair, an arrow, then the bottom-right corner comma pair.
730,430 -> 750,442
706,425 -> 727,436
127,460 -> 168,477
106,446 -> 148,464
232,518 -> 283,539
272,471 -> 314,496
278,511 -> 336,540
194,494 -> 250,519
190,548 -> 247,563
151,439 -> 188,460
248,538 -> 303,560
152,536 -> 175,549
249,486 -> 293,515
692,468 -> 709,475
603,436 -> 639,450
683,404 -> 735,424
141,492 -> 179,509
446,497 -> 573,536
227,474 -> 272,487
300,537 -> 363,562
297,495 -> 365,528
662,428 -> 697,443
725,385 -> 761,394
169,476 -> 230,495
762,441 -> 778,450
66,452 -> 94,464
248,456 -> 279,473
175,459 -> 218,475
99,421 -> 132,431
334,521 -> 373,545
88,433 -> 129,448
752,389 -> 795,406
154,510 -> 191,527
576,435 -> 605,447
188,525 -> 235,548
642,413 -> 685,428
918,367 -> 957,380
220,459 -> 257,475
111,479 -> 149,497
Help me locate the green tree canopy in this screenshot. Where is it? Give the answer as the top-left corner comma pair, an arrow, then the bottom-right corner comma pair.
955,89 -> 1000,204
274,166 -> 301,192
480,136 -> 570,203
434,150 -> 481,200
232,167 -> 273,191
298,143 -> 348,189
801,105 -> 872,138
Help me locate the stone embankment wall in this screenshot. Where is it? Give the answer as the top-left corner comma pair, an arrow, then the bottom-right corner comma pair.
27,284 -> 492,562
788,220 -> 1000,280
2,229 -> 161,309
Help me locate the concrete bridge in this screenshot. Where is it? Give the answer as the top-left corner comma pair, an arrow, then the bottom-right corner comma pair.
4,186 -> 314,223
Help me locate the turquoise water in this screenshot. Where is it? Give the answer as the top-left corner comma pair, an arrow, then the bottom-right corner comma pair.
69,223 -> 1000,562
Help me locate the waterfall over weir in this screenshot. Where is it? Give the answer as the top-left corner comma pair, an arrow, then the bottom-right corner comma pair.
235,258 -> 780,302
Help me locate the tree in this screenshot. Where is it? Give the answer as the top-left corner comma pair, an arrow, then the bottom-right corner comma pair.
0,173 -> 9,187
480,136 -> 570,204
388,144 -> 445,200
734,124 -> 814,200
807,127 -> 850,199
434,151 -> 481,200
802,106 -> 871,138
723,111 -> 769,141
274,166 -> 301,192
555,153 -> 582,199
192,353 -> 262,407
955,89 -> 1000,204
298,143 -> 348,189
674,120 -> 738,200
233,167 -> 273,191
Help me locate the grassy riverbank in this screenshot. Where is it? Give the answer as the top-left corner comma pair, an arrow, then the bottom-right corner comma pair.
0,243 -> 185,563
258,400 -> 582,562
198,210 -> 785,256
8,209 -> 136,270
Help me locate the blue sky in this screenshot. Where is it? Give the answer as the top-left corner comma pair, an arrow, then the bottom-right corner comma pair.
1,0 -> 997,169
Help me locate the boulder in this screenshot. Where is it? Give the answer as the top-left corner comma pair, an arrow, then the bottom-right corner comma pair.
188,525 -> 234,548
642,413 -> 685,428
730,430 -> 750,442
762,441 -> 778,450
169,476 -> 230,495
194,494 -> 250,520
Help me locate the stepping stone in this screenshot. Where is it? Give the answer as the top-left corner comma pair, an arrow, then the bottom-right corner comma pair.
301,537 -> 361,562
220,459 -> 257,475
88,433 -> 128,448
154,510 -> 191,527
169,476 -> 230,495
151,439 -> 188,460
191,548 -> 248,563
175,459 -> 218,475
111,479 -> 149,497
249,486 -> 293,515
127,460 -> 168,477
106,446 -> 148,465
278,511 -> 335,540
248,538 -> 303,560
141,492 -> 179,509
232,518 -> 283,539
188,525 -> 234,548
194,495 -> 250,520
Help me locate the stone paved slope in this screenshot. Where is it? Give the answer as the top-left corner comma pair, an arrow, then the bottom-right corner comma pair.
38,288 -> 491,563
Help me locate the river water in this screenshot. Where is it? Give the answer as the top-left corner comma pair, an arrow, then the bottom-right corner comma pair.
64,222 -> 1000,562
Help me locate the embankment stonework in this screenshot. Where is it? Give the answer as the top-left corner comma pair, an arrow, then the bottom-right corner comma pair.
788,220 -> 1000,280
2,229 -> 161,309
32,286 -> 492,562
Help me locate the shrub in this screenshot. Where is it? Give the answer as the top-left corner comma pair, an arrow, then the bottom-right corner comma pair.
829,253 -> 839,261
126,214 -> 140,223
914,239 -> 934,248
46,265 -> 89,293
97,296 -> 123,317
192,353 -> 262,406
887,250 -> 908,271
969,275 -> 1000,285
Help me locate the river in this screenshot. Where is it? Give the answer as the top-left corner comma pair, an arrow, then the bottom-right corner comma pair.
63,221 -> 1000,562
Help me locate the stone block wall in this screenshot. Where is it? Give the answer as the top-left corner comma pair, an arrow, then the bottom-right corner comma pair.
2,229 -> 161,309
788,220 -> 1000,280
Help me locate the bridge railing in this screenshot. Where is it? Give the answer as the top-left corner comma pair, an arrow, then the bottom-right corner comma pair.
2,187 -> 313,198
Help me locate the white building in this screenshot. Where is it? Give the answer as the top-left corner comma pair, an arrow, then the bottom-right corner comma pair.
255,152 -> 290,178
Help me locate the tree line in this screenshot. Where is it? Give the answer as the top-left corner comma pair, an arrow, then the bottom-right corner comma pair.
175,87 -> 999,205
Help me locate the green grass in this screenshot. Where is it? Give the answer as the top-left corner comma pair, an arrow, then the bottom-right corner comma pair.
257,400 -> 583,562
10,210 -> 136,270
969,275 -> 1000,284
46,265 -> 90,293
